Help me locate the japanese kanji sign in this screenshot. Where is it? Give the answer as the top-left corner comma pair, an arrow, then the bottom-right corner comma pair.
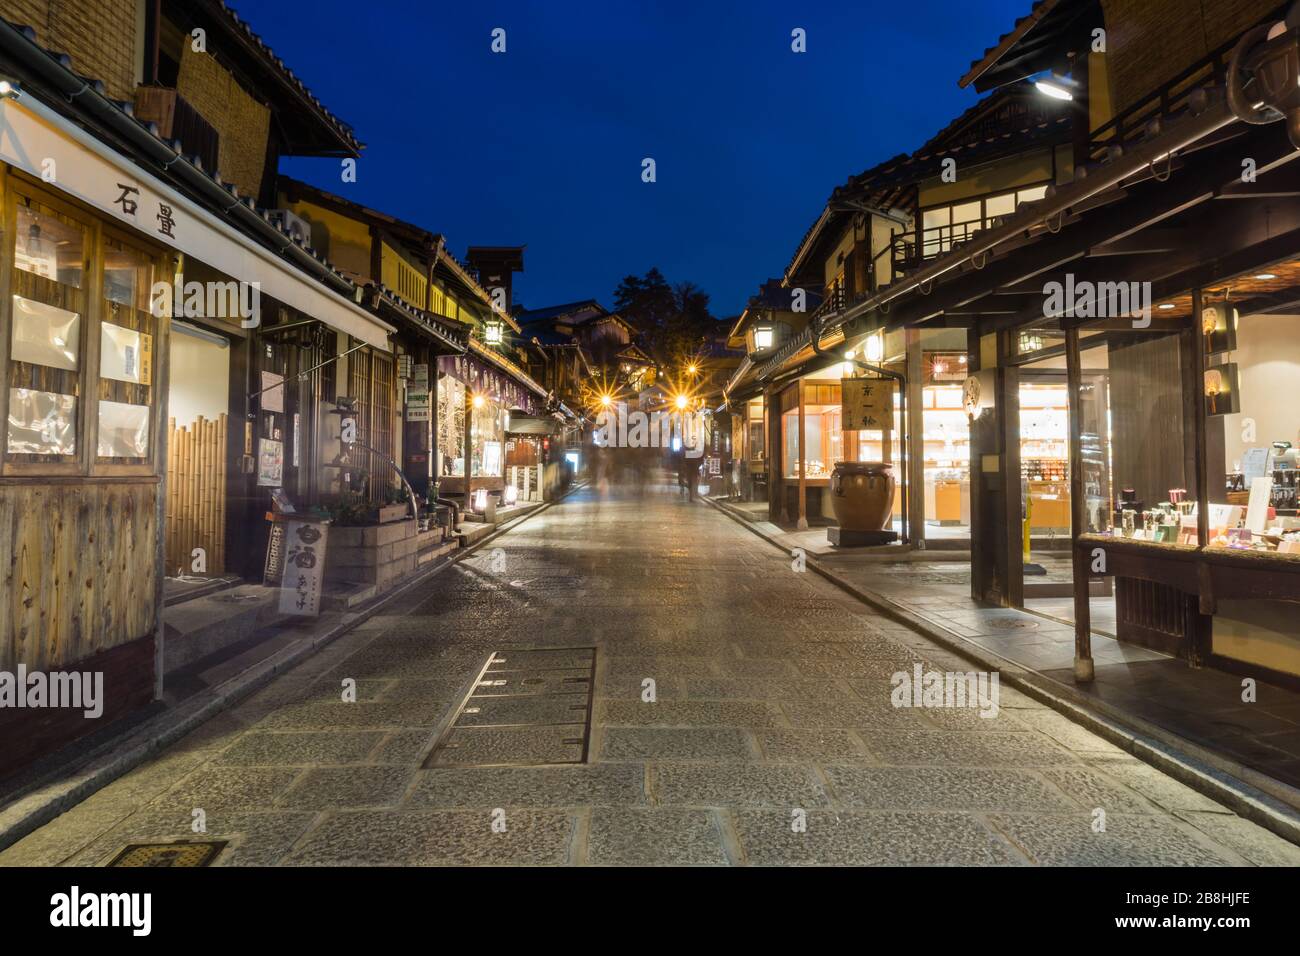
841,377 -> 895,431
278,520 -> 329,617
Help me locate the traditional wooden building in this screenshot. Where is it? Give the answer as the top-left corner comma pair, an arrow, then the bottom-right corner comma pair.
728,84 -> 1072,534
0,2 -> 395,777
803,0 -> 1300,684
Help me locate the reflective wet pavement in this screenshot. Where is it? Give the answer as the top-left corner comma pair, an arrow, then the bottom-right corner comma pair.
3,483 -> 1299,866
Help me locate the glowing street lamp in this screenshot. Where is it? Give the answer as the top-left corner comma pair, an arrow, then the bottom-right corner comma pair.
675,394 -> 689,410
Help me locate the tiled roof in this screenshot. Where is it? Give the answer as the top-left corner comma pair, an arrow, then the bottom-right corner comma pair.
960,0 -> 1061,90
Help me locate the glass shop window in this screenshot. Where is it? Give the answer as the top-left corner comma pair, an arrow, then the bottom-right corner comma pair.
781,390 -> 842,480
97,236 -> 156,462
6,198 -> 89,461
471,395 -> 505,478
747,399 -> 765,460
1076,327 -> 1195,545
1208,309 -> 1300,554
437,376 -> 466,477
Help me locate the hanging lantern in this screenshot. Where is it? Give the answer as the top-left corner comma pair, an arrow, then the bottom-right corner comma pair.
485,320 -> 503,345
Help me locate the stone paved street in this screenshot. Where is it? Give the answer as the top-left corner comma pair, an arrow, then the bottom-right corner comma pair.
4,483 -> 1299,867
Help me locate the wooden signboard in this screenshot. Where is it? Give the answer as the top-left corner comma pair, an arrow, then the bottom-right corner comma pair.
841,377 -> 894,431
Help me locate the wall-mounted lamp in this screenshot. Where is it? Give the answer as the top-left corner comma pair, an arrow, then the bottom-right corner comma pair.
0,79 -> 21,100
484,320 -> 503,345
1033,73 -> 1075,101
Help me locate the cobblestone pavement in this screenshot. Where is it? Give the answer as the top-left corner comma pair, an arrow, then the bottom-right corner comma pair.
5,483 -> 1300,866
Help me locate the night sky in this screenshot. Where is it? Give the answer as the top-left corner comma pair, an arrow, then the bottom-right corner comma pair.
247,0 -> 1029,318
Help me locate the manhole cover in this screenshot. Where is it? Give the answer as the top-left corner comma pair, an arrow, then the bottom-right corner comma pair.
423,647 -> 596,769
107,840 -> 227,867
988,619 -> 1040,630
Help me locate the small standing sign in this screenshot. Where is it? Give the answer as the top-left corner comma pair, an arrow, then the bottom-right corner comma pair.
278,520 -> 329,617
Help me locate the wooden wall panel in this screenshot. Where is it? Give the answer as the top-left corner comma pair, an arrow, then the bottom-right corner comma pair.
1,481 -> 157,672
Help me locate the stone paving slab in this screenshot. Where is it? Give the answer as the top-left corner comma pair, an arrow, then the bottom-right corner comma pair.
651,764 -> 831,808
599,728 -> 757,762
987,813 -> 1236,866
276,767 -> 416,809
824,766 -> 1076,812
597,700 -> 780,728
587,808 -> 729,865
214,731 -> 386,766
730,809 -> 1021,866
284,809 -> 575,865
408,764 -> 647,808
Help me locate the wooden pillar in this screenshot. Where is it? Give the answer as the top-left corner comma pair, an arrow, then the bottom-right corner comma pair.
999,330 -> 1024,607
905,330 -> 926,547
1066,325 -> 1094,682
1187,290 -> 1210,550
967,325 -> 988,601
1186,289 -> 1213,664
767,386 -> 783,523
797,380 -> 808,530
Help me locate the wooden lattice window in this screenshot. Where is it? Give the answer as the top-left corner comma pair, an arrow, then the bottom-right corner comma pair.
348,345 -> 398,503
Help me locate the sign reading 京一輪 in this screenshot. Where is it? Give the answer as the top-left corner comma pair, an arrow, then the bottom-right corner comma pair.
841,377 -> 894,431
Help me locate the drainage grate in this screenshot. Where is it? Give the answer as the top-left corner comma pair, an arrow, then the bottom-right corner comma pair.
106,840 -> 227,867
423,647 -> 596,768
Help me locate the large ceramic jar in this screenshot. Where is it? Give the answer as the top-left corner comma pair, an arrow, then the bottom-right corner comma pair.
830,461 -> 895,531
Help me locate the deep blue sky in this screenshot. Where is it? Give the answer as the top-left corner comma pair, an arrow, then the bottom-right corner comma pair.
245,0 -> 1028,318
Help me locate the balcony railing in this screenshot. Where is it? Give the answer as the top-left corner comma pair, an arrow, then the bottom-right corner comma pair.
891,220 -> 990,278
1087,38 -> 1234,161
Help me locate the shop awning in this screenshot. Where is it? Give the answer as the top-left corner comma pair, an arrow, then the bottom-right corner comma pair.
0,96 -> 395,351
468,339 -> 549,399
